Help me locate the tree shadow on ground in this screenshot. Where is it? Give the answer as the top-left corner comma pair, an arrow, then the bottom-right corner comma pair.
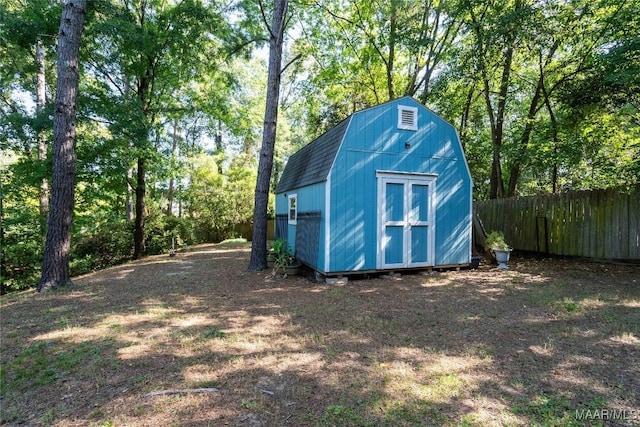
1,245 -> 638,426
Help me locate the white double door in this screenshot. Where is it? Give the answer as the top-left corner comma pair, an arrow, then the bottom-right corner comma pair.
377,172 -> 436,269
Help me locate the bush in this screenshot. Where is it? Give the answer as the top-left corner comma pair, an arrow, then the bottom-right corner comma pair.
1,209 -> 243,294
71,220 -> 132,272
144,212 -> 197,255
1,239 -> 42,293
1,217 -> 43,293
192,217 -> 234,244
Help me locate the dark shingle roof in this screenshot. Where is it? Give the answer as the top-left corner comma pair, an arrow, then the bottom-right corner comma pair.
275,116 -> 351,193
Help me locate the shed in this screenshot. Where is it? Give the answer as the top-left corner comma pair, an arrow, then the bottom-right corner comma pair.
274,96 -> 473,275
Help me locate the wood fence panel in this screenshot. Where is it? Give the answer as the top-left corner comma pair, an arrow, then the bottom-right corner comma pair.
564,192 -> 572,255
604,189 -> 612,258
593,189 -> 605,258
234,220 -> 275,242
474,185 -> 640,261
630,189 -> 640,258
604,189 -> 613,258
582,192 -> 593,257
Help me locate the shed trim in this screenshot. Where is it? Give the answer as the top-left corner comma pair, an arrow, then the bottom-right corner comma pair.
288,193 -> 297,225
376,170 -> 439,178
376,171 -> 438,269
324,172 -> 331,272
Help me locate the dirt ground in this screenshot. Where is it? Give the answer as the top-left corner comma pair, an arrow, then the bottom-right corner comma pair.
1,242 -> 639,426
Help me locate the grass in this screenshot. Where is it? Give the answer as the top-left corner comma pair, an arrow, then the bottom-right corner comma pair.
1,245 -> 638,426
3,341 -> 104,393
510,392 -> 614,426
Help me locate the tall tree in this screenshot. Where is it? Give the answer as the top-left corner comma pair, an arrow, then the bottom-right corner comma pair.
445,0 -> 632,198
462,0 -> 524,199
503,0 -> 633,196
84,0 -> 235,259
166,118 -> 179,216
38,0 -> 87,292
36,38 -> 49,234
0,0 -> 60,232
248,0 -> 289,271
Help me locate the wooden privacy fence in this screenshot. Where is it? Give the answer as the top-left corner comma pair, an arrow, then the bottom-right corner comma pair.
234,220 -> 275,242
474,185 -> 640,261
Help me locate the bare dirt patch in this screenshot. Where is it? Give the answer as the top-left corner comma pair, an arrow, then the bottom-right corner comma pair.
1,242 -> 639,426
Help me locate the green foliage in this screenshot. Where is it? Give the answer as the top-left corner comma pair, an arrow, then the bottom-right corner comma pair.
295,0 -> 463,132
2,0 -> 638,290
271,238 -> 294,270
562,298 -> 580,313
1,156 -> 43,293
184,152 -> 256,243
485,231 -> 510,251
70,220 -> 132,274
144,209 -> 196,255
201,328 -> 226,339
428,0 -> 640,197
2,230 -> 42,293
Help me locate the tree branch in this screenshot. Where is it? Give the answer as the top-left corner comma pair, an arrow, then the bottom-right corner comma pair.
280,53 -> 301,76
258,0 -> 274,39
145,388 -> 219,397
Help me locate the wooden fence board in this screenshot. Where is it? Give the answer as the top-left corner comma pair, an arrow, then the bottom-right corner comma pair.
475,185 -> 640,261
630,187 -> 640,258
582,192 -> 592,257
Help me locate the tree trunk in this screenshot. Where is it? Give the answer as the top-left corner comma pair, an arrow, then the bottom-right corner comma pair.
507,77 -> 543,197
0,174 -> 5,295
489,42 -> 514,199
468,0 -> 519,199
166,118 -> 178,216
248,0 -> 288,271
507,41 -> 560,197
36,38 -> 49,236
132,58 -> 152,259
542,75 -> 560,193
126,167 -> 134,221
133,157 -> 146,259
481,39 -> 514,199
386,0 -> 397,100
38,0 -> 87,293
459,84 -> 475,151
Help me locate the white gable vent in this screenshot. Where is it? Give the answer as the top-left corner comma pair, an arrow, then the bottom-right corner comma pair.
397,105 -> 418,130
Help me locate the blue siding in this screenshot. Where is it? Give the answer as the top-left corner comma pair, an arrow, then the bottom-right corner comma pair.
327,98 -> 472,272
275,181 -> 326,271
430,158 -> 472,265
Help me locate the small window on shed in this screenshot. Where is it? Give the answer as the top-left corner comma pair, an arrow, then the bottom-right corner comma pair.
288,194 -> 297,225
398,105 -> 418,131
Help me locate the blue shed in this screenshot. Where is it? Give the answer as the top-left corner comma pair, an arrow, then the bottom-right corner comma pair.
274,96 -> 473,275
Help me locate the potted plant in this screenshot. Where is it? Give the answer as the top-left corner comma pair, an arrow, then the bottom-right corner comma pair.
485,231 -> 512,269
271,238 -> 301,276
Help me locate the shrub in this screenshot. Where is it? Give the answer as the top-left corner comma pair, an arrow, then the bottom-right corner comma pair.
144,212 -> 197,255
71,220 -> 133,272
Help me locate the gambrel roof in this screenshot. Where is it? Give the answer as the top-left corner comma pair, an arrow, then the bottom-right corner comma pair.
275,117 -> 351,193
